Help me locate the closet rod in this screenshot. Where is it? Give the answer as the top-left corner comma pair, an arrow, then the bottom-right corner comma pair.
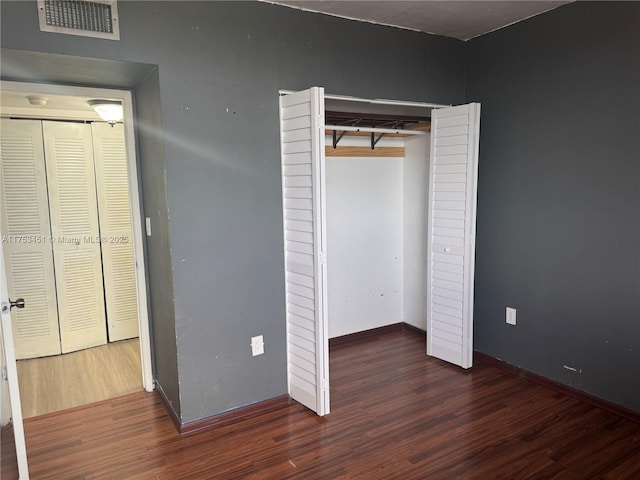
325,124 -> 427,135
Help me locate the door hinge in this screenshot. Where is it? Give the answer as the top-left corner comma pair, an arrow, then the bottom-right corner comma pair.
321,379 -> 329,391
319,251 -> 327,265
1,366 -> 7,382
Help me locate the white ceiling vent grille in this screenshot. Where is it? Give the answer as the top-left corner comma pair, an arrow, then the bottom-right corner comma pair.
37,0 -> 120,40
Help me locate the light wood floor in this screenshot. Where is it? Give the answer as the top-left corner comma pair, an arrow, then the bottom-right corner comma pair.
17,338 -> 142,418
22,331 -> 640,479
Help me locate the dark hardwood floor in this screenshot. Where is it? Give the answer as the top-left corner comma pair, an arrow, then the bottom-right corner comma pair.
23,330 -> 640,479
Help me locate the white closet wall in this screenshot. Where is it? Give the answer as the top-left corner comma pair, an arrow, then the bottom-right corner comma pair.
326,136 -> 406,338
325,131 -> 431,338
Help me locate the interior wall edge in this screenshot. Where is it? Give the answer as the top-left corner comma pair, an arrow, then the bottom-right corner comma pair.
154,381 -> 181,432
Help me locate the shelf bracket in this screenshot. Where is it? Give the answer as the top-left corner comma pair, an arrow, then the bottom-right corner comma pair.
332,119 -> 362,149
371,131 -> 385,149
332,129 -> 347,149
370,120 -> 402,149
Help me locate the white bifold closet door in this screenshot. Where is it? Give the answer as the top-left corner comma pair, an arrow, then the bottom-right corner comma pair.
43,121 -> 107,354
0,119 -> 61,359
91,122 -> 138,342
279,87 -> 330,416
426,103 -> 481,368
0,247 -> 30,479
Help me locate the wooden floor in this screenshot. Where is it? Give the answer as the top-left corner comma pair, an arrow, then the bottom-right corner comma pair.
22,331 -> 640,479
1,424 -> 18,479
17,338 -> 141,418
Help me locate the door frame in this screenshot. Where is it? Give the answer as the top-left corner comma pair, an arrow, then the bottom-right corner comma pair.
0,80 -> 153,392
1,249 -> 29,479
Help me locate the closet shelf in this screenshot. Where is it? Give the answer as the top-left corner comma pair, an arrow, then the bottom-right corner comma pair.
326,110 -> 430,148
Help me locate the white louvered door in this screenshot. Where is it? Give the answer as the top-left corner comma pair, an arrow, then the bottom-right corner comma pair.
43,121 -> 107,353
91,123 -> 138,342
0,119 -> 62,359
427,103 -> 481,369
280,87 -> 330,416
0,247 -> 30,479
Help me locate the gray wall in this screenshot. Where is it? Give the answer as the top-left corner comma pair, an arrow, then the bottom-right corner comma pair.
1,1 -> 465,423
467,1 -> 640,411
133,68 -> 181,417
2,0 -> 636,421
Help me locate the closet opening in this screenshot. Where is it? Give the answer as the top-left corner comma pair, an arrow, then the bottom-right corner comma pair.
0,82 -> 153,421
324,107 -> 431,341
279,88 -> 481,417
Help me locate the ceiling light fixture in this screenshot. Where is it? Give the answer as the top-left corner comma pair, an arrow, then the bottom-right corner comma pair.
88,100 -> 123,126
27,95 -> 48,106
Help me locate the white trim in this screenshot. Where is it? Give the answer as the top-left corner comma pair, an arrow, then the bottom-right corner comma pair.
277,92 -> 291,406
325,124 -> 427,136
0,81 -> 153,392
0,250 -> 30,479
279,89 -> 450,109
310,87 -> 330,416
0,106 -> 101,122
462,103 -> 481,368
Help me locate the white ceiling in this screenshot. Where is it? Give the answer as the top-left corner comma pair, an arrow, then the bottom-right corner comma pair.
0,90 -> 102,121
266,1 -> 572,41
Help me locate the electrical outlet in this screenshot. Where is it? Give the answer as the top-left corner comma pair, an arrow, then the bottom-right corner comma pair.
506,307 -> 516,325
251,335 -> 264,356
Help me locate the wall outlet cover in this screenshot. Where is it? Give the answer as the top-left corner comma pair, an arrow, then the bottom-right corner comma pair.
251,335 -> 264,356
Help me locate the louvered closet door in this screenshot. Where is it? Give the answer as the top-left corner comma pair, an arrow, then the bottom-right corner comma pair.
91,123 -> 138,342
280,87 -> 330,416
0,247 -> 30,478
0,119 -> 61,359
43,121 -> 107,353
427,103 -> 481,369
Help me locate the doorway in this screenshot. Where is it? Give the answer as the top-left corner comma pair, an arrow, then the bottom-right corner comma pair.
279,87 -> 481,417
0,82 -> 153,417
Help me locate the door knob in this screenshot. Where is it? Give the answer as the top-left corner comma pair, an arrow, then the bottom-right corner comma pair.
10,298 -> 25,309
1,298 -> 25,314
444,247 -> 451,253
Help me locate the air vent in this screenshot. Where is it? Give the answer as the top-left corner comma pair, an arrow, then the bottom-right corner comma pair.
37,0 -> 120,40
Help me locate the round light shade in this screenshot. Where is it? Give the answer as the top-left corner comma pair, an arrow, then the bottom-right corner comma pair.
88,100 -> 123,124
